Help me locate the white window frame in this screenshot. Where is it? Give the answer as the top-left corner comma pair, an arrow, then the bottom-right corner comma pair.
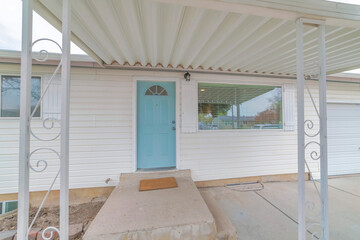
196,80 -> 285,132
0,74 -> 43,119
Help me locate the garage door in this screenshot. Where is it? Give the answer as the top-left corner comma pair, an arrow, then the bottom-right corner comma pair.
328,103 -> 360,176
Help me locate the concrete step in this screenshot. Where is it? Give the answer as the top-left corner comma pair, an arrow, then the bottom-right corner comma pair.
200,188 -> 238,240
83,170 -> 216,240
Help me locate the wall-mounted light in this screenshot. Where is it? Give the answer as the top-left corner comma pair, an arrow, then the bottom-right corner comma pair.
200,89 -> 205,92
184,71 -> 191,81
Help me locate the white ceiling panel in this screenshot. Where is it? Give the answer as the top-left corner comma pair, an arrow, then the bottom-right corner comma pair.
35,0 -> 360,76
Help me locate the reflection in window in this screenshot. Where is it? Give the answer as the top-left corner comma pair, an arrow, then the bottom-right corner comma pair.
198,83 -> 282,130
1,76 -> 41,117
145,85 -> 168,96
0,200 -> 18,215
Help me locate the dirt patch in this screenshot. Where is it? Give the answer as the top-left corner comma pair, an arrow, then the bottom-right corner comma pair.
0,200 -> 105,239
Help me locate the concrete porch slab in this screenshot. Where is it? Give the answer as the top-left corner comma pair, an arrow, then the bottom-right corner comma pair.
203,186 -> 308,240
200,189 -> 238,240
256,180 -> 360,240
83,170 -> 216,240
329,175 -> 360,197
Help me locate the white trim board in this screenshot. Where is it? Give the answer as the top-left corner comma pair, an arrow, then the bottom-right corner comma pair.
132,76 -> 181,172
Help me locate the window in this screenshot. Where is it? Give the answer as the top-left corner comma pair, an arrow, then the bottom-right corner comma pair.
198,83 -> 282,130
145,85 -> 168,96
1,76 -> 41,117
0,200 -> 18,215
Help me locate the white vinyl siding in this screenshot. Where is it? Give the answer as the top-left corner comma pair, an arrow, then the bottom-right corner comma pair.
0,62 -> 359,194
0,64 -> 133,194
181,80 -> 197,133
181,76 -> 298,181
180,80 -> 360,181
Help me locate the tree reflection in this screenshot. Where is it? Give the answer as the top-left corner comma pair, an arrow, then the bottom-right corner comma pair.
1,76 -> 41,117
254,89 -> 282,125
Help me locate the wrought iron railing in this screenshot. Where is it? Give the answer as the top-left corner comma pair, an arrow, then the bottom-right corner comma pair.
27,38 -> 63,239
304,80 -> 323,240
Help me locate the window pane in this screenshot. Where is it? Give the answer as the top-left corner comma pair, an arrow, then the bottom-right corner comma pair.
5,201 -> 18,213
1,76 -> 41,117
198,83 -> 282,130
0,202 -> 3,214
145,85 -> 168,96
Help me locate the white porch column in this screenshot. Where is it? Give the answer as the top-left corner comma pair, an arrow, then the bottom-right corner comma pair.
318,23 -> 329,240
60,0 -> 71,239
18,0 -> 33,239
297,18 -> 329,240
296,18 -> 306,240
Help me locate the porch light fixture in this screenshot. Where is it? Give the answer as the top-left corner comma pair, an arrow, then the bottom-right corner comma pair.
184,71 -> 191,81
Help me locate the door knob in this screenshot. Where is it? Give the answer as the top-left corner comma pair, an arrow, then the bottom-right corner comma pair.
172,120 -> 176,124
172,127 -> 176,130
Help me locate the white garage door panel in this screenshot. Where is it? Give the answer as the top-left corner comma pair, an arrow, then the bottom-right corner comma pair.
328,104 -> 360,176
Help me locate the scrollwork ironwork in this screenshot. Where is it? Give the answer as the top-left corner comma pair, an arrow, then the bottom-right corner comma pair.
30,38 -> 63,141
29,148 -> 60,172
41,227 -> 61,240
306,222 -> 323,240
27,38 -> 63,238
304,120 -> 320,138
305,201 -> 322,221
30,118 -> 61,142
31,38 -> 62,62
303,74 -> 324,239
304,141 -> 321,161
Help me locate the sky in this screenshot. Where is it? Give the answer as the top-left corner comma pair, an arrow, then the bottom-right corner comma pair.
0,0 -> 359,73
328,0 -> 360,3
0,0 -> 85,54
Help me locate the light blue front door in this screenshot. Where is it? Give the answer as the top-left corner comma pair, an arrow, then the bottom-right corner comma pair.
137,81 -> 176,169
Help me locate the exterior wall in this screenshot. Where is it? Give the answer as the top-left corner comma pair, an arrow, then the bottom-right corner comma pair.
181,74 -> 299,181
1,64 -> 134,194
0,62 -> 359,194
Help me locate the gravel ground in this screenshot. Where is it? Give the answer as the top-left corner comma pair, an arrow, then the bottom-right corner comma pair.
0,199 -> 106,239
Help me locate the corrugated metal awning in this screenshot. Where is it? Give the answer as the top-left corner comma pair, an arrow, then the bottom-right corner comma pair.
34,0 -> 360,76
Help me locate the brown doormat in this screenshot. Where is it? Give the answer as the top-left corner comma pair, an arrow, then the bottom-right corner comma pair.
139,177 -> 178,191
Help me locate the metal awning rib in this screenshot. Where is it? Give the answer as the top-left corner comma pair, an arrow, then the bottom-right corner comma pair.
35,0 -> 360,75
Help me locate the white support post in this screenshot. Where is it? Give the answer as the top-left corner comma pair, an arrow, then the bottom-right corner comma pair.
296,19 -> 306,240
18,0 -> 33,239
318,23 -> 329,240
60,0 -> 71,239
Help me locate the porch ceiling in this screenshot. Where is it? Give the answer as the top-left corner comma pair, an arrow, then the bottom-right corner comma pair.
34,0 -> 360,76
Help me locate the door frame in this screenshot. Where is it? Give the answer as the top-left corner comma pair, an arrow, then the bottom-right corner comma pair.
132,76 -> 181,172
